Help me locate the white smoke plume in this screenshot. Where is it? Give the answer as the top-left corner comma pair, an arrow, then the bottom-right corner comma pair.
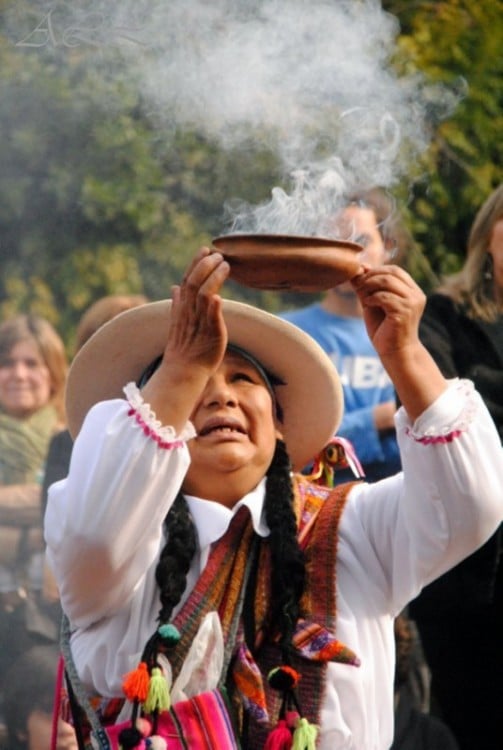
10,0 -> 458,236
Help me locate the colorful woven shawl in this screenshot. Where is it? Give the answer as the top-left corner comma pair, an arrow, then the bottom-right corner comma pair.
67,476 -> 360,749
165,476 -> 359,745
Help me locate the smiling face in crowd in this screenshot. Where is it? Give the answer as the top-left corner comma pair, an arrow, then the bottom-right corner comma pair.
0,337 -> 52,419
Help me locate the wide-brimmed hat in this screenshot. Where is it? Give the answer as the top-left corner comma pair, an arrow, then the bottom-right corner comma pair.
65,299 -> 343,470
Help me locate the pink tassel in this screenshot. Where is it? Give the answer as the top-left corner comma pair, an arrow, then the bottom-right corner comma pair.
264,719 -> 293,749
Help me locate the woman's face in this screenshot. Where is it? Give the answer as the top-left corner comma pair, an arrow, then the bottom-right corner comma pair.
488,218 -> 503,298
0,338 -> 52,418
183,350 -> 282,506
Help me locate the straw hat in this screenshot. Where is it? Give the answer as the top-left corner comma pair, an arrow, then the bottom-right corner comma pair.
65,299 -> 343,470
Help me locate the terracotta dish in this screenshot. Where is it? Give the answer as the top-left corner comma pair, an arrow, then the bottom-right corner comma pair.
211,233 -> 363,292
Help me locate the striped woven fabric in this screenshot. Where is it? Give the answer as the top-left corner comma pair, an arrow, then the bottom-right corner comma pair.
80,477 -> 359,748
170,505 -> 255,683
99,689 -> 239,749
159,689 -> 239,749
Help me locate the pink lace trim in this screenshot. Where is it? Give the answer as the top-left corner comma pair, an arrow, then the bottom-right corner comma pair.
123,382 -> 195,449
405,379 -> 476,445
405,429 -> 463,445
126,407 -> 185,449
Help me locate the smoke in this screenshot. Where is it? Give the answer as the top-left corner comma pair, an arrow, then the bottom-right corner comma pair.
8,0 -> 459,237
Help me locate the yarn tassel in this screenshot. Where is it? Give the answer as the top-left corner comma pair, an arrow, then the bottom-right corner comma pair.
122,661 -> 151,703
263,718 -> 292,749
291,717 -> 318,750
146,737 -> 167,749
157,623 -> 181,647
118,726 -> 144,750
143,666 -> 171,714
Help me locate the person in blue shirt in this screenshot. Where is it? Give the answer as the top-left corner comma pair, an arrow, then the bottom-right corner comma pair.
280,189 -> 410,482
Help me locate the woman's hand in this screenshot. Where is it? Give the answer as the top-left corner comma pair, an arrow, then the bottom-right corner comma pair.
140,248 -> 230,430
351,265 -> 425,360
163,247 -> 230,374
351,265 -> 447,421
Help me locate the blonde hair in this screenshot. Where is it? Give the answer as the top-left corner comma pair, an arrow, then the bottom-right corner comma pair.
75,294 -> 148,351
438,184 -> 503,322
0,315 -> 68,423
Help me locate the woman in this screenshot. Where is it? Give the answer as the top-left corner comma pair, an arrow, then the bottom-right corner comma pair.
41,293 -> 149,518
0,314 -> 67,714
45,248 -> 502,750
417,183 -> 503,439
409,183 -> 503,750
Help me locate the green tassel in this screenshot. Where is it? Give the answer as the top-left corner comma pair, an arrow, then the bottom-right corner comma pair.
143,666 -> 171,713
292,717 -> 318,750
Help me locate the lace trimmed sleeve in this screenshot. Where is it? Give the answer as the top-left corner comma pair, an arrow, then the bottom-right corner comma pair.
123,382 -> 196,447
404,378 -> 478,444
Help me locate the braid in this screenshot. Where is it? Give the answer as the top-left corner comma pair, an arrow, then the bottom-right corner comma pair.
142,444 -> 304,667
141,492 -> 196,665
155,491 -> 197,625
264,438 -> 306,658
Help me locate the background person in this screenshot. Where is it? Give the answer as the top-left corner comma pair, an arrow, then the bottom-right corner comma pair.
389,613 -> 459,750
0,314 -> 67,733
409,183 -> 503,750
1,644 -> 77,750
40,294 -> 148,516
280,188 -> 411,482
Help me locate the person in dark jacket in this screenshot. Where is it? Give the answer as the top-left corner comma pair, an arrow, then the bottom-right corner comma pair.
390,613 -> 459,750
409,183 -> 503,750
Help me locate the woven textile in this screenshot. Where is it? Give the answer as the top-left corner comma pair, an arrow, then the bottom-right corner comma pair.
102,689 -> 239,750
170,505 -> 256,683
64,477 -> 358,749
246,480 -> 356,749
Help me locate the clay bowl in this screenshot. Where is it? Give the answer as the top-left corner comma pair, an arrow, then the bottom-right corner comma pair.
211,233 -> 363,292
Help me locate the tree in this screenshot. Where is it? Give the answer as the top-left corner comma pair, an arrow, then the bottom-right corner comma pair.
384,0 -> 503,287
1,0 -> 501,348
0,3 -> 281,343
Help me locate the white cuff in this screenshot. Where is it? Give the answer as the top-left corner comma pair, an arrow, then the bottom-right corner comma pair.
123,382 -> 196,443
399,379 -> 477,443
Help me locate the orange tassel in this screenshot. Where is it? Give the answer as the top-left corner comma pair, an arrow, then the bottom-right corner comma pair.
122,661 -> 150,703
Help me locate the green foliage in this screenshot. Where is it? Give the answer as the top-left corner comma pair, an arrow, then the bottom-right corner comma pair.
0,0 -> 501,352
384,0 -> 503,289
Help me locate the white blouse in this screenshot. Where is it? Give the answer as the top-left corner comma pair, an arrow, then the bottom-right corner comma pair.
45,379 -> 503,750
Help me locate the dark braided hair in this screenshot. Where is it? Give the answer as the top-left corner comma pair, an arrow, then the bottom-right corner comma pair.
264,438 -> 306,659
143,439 -> 305,664
155,491 -> 197,624
140,491 -> 196,664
